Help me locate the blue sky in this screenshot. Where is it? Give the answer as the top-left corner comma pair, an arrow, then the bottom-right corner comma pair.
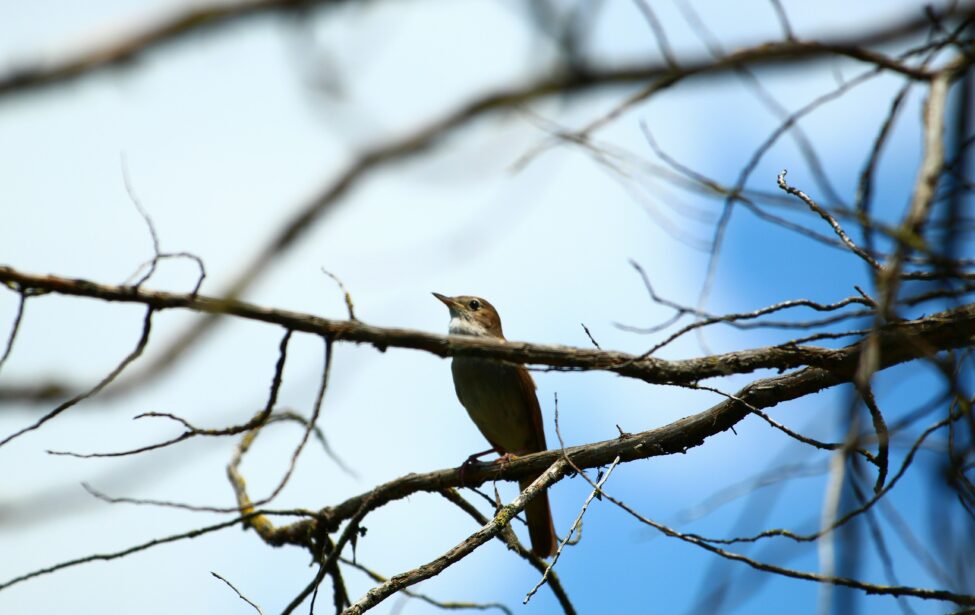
0,1 -> 966,613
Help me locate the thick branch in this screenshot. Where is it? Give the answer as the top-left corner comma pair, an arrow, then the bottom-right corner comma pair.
2,266 -> 974,395
288,328 -> 952,542
0,0 -> 344,99
342,460 -> 569,615
0,6 -> 950,100
305,366 -> 837,534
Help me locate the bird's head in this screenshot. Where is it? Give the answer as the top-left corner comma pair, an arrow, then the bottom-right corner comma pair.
432,293 -> 504,338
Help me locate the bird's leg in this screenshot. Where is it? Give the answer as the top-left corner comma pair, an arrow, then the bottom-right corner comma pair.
458,447 -> 500,486
465,447 -> 499,465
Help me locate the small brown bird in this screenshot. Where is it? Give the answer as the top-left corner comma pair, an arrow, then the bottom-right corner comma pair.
433,292 -> 557,557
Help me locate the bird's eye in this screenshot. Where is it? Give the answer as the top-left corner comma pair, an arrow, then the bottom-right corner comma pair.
468,299 -> 480,310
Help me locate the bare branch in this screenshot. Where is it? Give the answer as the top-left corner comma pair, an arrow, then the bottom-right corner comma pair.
768,0 -> 796,41
581,470 -> 975,606
121,157 -> 207,296
0,306 -> 154,448
878,67 -> 955,316
343,460 -> 569,615
633,0 -> 679,70
322,269 -> 357,321
524,456 -> 621,605
0,515 -> 254,592
211,571 -> 264,615
2,267 -> 974,394
777,170 -> 881,269
0,288 -> 26,374
0,7 -> 948,100
340,555 -> 513,614
46,328 -> 293,461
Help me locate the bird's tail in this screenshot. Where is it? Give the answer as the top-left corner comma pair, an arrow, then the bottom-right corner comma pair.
520,475 -> 557,557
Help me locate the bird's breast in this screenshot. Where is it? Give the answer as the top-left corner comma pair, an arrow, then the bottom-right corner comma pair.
450,357 -> 537,455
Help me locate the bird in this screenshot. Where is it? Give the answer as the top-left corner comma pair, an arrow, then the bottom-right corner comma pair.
433,292 -> 557,557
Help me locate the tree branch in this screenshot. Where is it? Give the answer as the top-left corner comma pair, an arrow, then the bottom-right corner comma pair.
2,267 -> 974,395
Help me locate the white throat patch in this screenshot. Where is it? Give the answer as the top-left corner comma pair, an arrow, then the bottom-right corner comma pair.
448,315 -> 489,337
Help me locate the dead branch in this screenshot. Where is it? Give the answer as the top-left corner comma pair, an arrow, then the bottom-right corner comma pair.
2,267 -> 974,399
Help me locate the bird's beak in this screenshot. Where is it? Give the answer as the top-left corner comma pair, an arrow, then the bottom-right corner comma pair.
432,292 -> 457,309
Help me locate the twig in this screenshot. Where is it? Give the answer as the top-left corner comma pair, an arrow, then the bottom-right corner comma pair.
524,456 -> 621,604
257,337 -> 333,506
322,269 -> 357,321
342,460 -> 569,615
121,156 -> 207,296
0,306 -> 154,448
685,410 -> 961,546
768,0 -> 796,40
877,67 -> 954,318
211,571 -> 264,615
696,66 -> 882,313
859,385 -> 890,492
438,489 -> 576,614
678,382 -> 878,465
0,515 -> 257,592
580,323 -> 601,349
339,555 -> 512,614
583,471 -> 975,606
281,505 -> 365,614
46,328 -> 293,463
0,288 -> 26,373
79,483 -> 319,517
273,410 -> 358,478
633,0 -> 679,69
777,170 -> 881,269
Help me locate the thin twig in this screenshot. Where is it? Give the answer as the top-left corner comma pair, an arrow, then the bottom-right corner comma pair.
524,456 -> 620,604
567,441 -> 975,607
633,0 -> 679,69
0,288 -> 26,373
580,323 -> 601,349
46,328 -> 293,464
439,488 -> 576,614
768,0 -> 796,40
777,170 -> 881,269
342,461 -> 569,615
0,306 -> 154,448
322,269 -> 357,321
859,385 -> 890,492
121,156 -> 207,295
211,571 -> 264,615
0,515 -> 257,592
339,556 -> 512,614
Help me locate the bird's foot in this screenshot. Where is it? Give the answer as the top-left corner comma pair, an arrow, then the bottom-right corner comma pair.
493,452 -> 519,467
465,447 -> 497,465
458,447 -> 498,486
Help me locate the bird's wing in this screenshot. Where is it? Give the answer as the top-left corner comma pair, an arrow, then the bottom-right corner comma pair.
516,366 -> 548,453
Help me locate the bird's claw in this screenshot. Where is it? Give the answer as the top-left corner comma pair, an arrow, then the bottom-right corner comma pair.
493,453 -> 518,467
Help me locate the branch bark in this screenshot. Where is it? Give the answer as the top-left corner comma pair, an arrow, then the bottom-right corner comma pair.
0,4 -> 954,100
2,266 -> 974,394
